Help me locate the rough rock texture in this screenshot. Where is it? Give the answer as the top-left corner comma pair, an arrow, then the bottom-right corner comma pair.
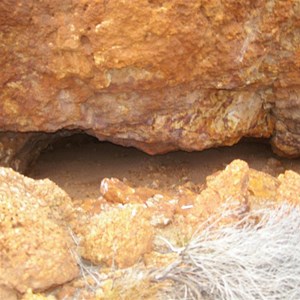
277,170 -> 300,205
102,178 -> 177,227
0,159 -> 299,299
79,205 -> 154,268
21,289 -> 56,300
94,160 -> 300,247
0,131 -> 76,173
0,168 -> 79,296
0,0 -> 300,159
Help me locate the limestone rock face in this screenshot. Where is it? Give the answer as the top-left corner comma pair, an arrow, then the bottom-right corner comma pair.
0,168 -> 79,295
0,0 -> 300,157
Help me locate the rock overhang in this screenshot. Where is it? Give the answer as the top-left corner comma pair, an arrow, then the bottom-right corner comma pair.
0,0 -> 300,165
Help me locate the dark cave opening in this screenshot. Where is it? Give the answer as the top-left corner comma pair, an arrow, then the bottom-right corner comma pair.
23,132 -> 300,201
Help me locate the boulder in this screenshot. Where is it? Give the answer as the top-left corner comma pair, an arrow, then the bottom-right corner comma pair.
0,168 -> 79,295
80,205 -> 153,268
0,1 -> 299,159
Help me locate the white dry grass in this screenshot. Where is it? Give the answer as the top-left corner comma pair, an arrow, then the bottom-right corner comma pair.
68,227 -> 104,292
154,204 -> 300,300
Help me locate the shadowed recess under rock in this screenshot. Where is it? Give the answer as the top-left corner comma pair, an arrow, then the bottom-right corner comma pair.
24,133 -> 300,201
0,1 -> 300,156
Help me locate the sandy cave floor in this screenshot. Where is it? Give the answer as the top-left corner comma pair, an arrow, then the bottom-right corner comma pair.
26,134 -> 300,201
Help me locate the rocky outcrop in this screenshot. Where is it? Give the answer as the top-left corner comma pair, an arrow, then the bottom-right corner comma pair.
0,159 -> 299,298
94,160 -> 300,246
0,0 -> 299,160
0,168 -> 79,297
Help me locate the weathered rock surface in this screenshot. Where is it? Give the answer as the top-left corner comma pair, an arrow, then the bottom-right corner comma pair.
0,131 -> 76,173
94,159 -> 300,247
21,289 -> 56,300
0,159 -> 299,298
0,0 -> 300,159
277,170 -> 300,205
0,168 -> 79,296
79,205 -> 153,268
100,178 -> 177,227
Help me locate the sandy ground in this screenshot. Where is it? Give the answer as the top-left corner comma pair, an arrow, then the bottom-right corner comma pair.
27,134 -> 300,200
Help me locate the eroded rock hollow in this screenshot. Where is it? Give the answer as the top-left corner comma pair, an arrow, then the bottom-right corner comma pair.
0,0 -> 300,168
1,2 -> 300,298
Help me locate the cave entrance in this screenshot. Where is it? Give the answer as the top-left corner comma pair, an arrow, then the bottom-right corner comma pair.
25,133 -> 300,201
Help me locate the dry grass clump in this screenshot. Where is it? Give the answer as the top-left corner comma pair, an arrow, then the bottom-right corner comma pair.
97,268 -> 169,300
67,204 -> 300,299
68,227 -> 167,300
154,204 -> 300,300
68,227 -> 103,292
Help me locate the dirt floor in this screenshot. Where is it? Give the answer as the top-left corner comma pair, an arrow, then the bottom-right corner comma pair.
26,134 -> 300,201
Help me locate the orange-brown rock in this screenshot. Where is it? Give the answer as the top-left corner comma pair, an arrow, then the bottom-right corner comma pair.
159,159 -> 300,245
0,284 -> 18,300
0,1 -> 300,159
0,168 -> 79,295
95,160 -> 300,249
100,177 -> 177,226
185,159 -> 300,222
248,169 -> 279,199
277,170 -> 300,205
176,160 -> 250,233
80,205 -> 153,268
21,289 -> 56,300
100,177 -> 147,204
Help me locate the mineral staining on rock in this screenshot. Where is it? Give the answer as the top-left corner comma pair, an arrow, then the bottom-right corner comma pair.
79,205 -> 154,268
0,0 -> 300,157
1,0 -> 300,298
0,168 -> 79,298
0,159 -> 300,298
